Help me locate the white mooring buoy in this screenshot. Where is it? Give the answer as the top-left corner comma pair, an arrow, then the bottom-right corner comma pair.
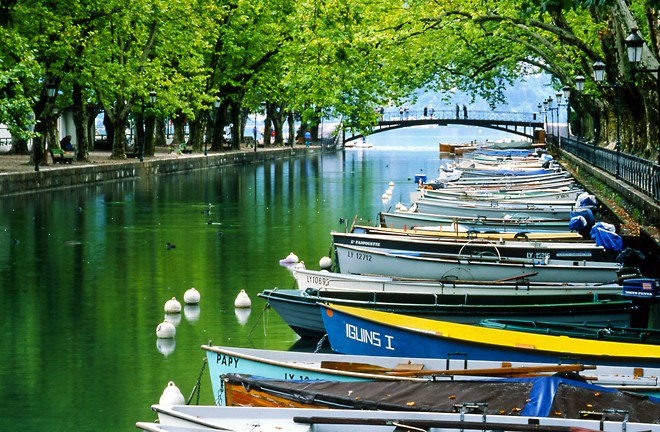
164,297 -> 182,313
234,289 -> 252,308
279,252 -> 299,264
156,321 -> 176,339
183,287 -> 201,305
319,256 -> 332,269
159,381 -> 185,406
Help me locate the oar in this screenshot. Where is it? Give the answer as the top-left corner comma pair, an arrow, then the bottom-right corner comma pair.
319,361 -> 594,378
494,271 -> 539,282
293,416 -> 601,432
385,364 -> 595,377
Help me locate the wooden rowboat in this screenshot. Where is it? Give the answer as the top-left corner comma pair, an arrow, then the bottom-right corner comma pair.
201,344 -> 660,407
221,372 -> 660,424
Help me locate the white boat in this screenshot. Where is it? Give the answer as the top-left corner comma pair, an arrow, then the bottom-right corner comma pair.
412,198 -> 587,220
145,404 -> 660,432
379,211 -> 573,232
330,231 -> 612,261
334,243 -> 622,283
416,188 -> 585,205
444,171 -> 572,186
345,140 -> 373,149
292,267 -> 626,297
354,224 -> 585,241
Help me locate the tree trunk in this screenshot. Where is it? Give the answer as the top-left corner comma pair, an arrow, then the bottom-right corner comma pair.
171,115 -> 186,146
144,109 -> 157,157
72,83 -> 90,161
155,115 -> 167,147
287,112 -> 295,147
230,103 -> 242,150
188,116 -> 204,152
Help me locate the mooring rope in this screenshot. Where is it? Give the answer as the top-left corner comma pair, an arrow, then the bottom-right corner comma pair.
186,357 -> 207,405
246,302 -> 271,339
314,334 -> 328,353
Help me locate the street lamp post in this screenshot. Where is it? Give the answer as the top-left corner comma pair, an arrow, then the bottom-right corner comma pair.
625,28 -> 660,165
542,99 -> 548,139
546,97 -> 555,141
593,60 -> 621,178
253,112 -> 258,152
575,75 -> 585,143
206,97 -> 220,156
140,90 -> 157,162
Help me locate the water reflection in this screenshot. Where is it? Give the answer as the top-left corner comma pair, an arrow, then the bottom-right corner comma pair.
156,338 -> 177,357
184,304 -> 201,323
234,307 -> 251,325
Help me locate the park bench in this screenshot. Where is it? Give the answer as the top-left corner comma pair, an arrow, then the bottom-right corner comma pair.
50,147 -> 75,164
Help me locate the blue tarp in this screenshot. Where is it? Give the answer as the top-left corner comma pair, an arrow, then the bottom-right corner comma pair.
569,208 -> 595,229
590,222 -> 623,251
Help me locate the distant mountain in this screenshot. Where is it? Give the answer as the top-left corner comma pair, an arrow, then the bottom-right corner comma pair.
398,74 -> 553,114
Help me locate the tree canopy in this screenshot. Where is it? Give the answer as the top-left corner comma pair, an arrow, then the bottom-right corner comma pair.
2,0 -> 659,160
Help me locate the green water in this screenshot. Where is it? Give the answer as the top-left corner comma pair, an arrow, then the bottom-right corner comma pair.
0,143 -> 448,430
0,127 -> 656,431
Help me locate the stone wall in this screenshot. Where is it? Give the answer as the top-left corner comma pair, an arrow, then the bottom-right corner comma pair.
0,147 -> 306,197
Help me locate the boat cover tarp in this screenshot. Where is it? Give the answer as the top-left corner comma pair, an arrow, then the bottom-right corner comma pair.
569,208 -> 595,229
591,222 -> 623,252
224,374 -> 660,422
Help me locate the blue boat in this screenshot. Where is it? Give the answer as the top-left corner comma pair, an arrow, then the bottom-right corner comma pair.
319,304 -> 660,368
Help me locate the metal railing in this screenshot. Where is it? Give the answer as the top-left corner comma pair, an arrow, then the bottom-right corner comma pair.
379,109 -> 538,123
553,133 -> 660,203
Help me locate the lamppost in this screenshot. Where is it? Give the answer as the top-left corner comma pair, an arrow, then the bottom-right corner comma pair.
554,87 -> 571,139
35,82 -> 57,172
575,75 -> 585,143
546,96 -> 555,141
542,99 -> 548,139
206,97 -> 220,156
625,28 -> 660,165
253,111 -> 258,152
140,90 -> 157,162
592,59 -> 621,178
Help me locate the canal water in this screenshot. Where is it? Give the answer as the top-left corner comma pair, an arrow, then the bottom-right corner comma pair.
0,125 -> 652,431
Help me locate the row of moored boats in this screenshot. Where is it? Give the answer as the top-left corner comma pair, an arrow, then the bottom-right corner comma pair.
136,146 -> 660,432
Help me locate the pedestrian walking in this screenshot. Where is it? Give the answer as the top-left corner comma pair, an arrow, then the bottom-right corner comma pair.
304,130 -> 312,147
455,104 -> 460,119
423,106 -> 428,117
399,107 -> 404,120
463,105 -> 468,119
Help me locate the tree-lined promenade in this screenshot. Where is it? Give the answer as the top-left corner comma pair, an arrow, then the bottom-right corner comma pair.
3,0 -> 660,169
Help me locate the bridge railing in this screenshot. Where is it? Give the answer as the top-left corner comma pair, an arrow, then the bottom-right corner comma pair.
379,110 -> 539,123
556,134 -> 660,203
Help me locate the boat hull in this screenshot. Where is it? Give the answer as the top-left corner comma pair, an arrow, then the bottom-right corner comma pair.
258,288 -> 636,339
202,345 -> 660,406
380,211 -> 572,232
334,243 -> 621,283
331,231 -> 610,261
320,304 -> 660,368
148,404 -> 660,432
